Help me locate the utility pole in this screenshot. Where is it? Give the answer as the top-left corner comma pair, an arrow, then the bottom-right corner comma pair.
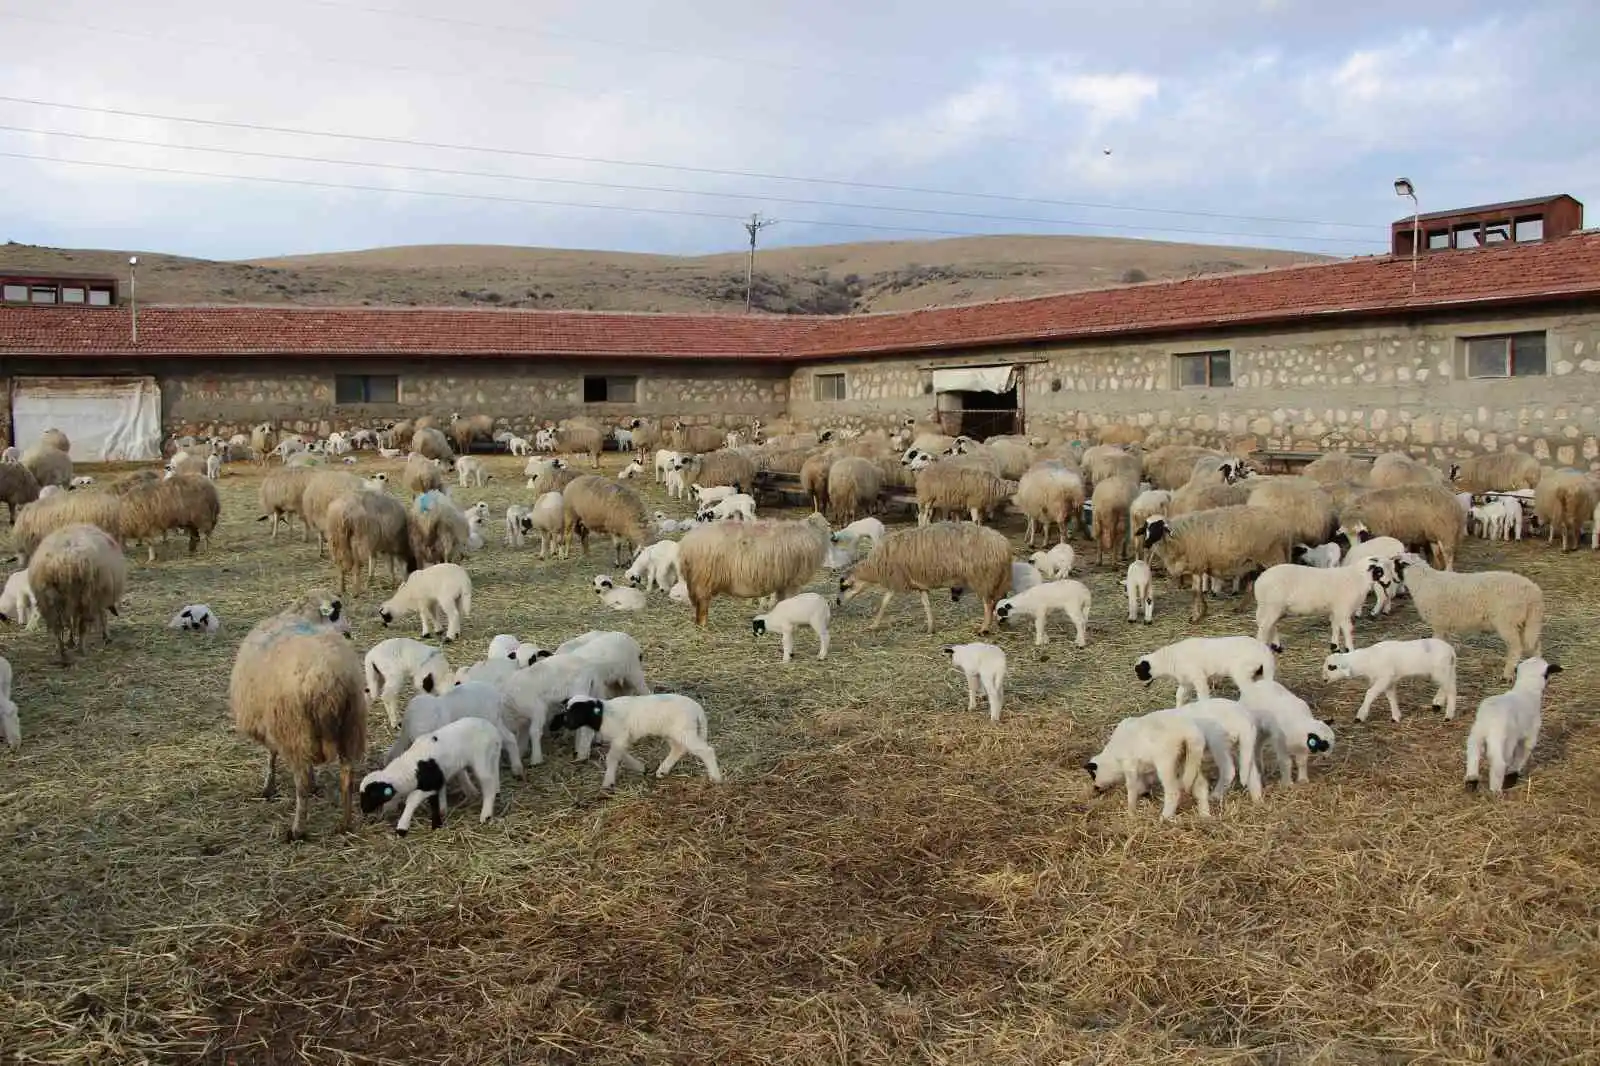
128,255 -> 139,345
743,213 -> 777,313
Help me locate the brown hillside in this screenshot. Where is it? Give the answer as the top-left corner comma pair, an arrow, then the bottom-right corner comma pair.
1,235 -> 1334,313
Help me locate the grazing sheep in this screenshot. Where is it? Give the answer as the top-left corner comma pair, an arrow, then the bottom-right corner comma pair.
1247,477 -> 1336,547
455,455 -> 488,488
1465,657 -> 1560,794
555,422 -> 604,468
1086,711 -> 1213,820
378,562 -> 473,642
0,463 -> 41,523
1090,475 -> 1138,566
385,681 -> 523,782
674,451 -> 758,496
1471,496 -> 1524,542
1029,543 -> 1076,580
1369,452 -> 1442,489
360,717 -> 503,834
508,435 -> 533,456
486,633 -> 521,661
1135,635 -> 1277,705
914,460 -> 1015,526
230,598 -> 367,840
1322,638 -> 1458,722
114,475 -> 221,564
12,490 -> 123,565
1236,679 -> 1336,785
1013,463 -> 1086,546
1252,559 -> 1393,654
832,516 -> 886,553
403,452 -> 447,496
449,412 -> 495,456
1152,698 -> 1263,803
257,467 -> 317,541
0,569 -> 39,630
751,592 -> 831,662
21,445 -> 72,489
1139,507 -> 1297,622
0,654 -> 16,748
995,579 -> 1091,647
365,637 -> 452,728
561,475 -> 650,565
940,642 -> 1006,722
29,523 -> 126,664
1451,450 -> 1541,493
326,489 -> 416,596
679,513 -> 830,627
837,521 -> 1012,634
626,539 -> 681,593
1124,560 -> 1153,623
1394,552 -> 1543,679
411,427 -> 453,462
1300,452 -> 1372,486
499,632 -> 650,764
408,490 -> 470,567
527,491 -> 567,559
550,694 -> 723,788
168,603 -> 221,633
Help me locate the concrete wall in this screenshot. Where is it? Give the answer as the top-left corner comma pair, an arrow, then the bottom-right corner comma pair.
787,306 -> 1600,467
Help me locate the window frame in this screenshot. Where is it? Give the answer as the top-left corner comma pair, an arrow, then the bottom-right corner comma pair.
1462,331 -> 1547,380
1173,350 -> 1232,389
334,374 -> 401,404
582,375 -> 638,404
813,372 -> 847,402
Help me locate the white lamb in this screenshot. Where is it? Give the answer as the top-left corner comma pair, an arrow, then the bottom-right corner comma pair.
168,604 -> 221,633
1253,559 -> 1393,654
454,657 -> 520,689
1236,678 -> 1337,785
1086,711 -> 1213,820
1481,496 -> 1523,541
664,467 -> 688,500
69,475 -> 94,486
1341,533 -> 1409,616
359,717 -> 505,835
995,579 -> 1091,647
1124,560 -> 1153,623
504,504 -> 533,547
598,585 -> 648,611
1291,541 -> 1343,568
385,680 -> 524,779
465,511 -> 489,552
549,693 -> 723,788
1151,697 -> 1263,803
654,449 -> 683,483
0,654 -> 17,748
377,563 -> 473,642
205,453 -> 222,479
1135,636 -> 1277,705
626,540 -> 681,593
1028,544 -> 1076,579
508,435 -> 532,456
1322,638 -> 1458,722
697,493 -> 756,522
751,592 -> 831,662
486,633 -> 521,661
1009,561 -> 1043,597
691,484 -> 739,506
652,511 -> 693,536
507,631 -> 652,765
512,642 -> 550,667
618,461 -> 645,480
527,491 -> 566,558
940,642 -> 1006,722
365,637 -> 453,728
831,517 -> 886,551
1465,657 -> 1561,793
534,428 -> 557,452
0,570 -> 40,630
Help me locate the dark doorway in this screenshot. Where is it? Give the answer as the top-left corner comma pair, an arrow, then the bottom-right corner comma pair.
939,384 -> 1020,439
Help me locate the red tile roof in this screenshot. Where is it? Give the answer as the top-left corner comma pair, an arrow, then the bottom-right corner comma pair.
5,233 -> 1600,362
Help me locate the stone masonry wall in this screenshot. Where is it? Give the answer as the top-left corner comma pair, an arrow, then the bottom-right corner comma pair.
787,307 -> 1600,469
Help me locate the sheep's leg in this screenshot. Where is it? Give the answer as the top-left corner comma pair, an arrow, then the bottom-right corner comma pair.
656,742 -> 686,778
1023,516 -> 1037,546
1435,676 -> 1457,720
1271,735 -> 1294,786
1072,610 -> 1088,648
1034,612 -> 1048,647
983,676 -> 1002,723
287,770 -> 309,843
441,600 -> 461,643
1124,774 -> 1143,816
816,623 -> 829,660
1486,750 -> 1509,794
1240,733 -> 1263,802
966,672 -> 979,713
1191,768 -> 1212,818
1189,577 -> 1208,623
1153,755 -> 1184,820
1174,682 -> 1192,705
1213,746 -> 1237,800
1512,723 -> 1539,776
573,726 -> 593,762
868,591 -> 895,630
921,591 -> 937,634
261,750 -> 279,800
1193,677 -> 1212,702
337,761 -> 355,833
1464,734 -> 1483,788
601,743 -> 630,788
979,598 -> 997,635
1491,622 -> 1523,680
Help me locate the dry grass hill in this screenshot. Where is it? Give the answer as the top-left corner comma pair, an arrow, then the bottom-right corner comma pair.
1,235 -> 1334,313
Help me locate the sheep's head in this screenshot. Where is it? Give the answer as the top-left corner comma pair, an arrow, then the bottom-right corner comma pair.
1140,517 -> 1168,547
377,604 -> 395,626
1306,728 -> 1334,754
593,576 -> 615,593
1084,753 -> 1122,793
549,696 -> 605,734
836,572 -> 868,606
994,598 -> 1013,620
358,775 -> 398,815
750,617 -> 767,639
1134,658 -> 1154,684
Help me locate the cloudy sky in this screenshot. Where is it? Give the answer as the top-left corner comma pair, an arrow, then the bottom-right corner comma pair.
0,0 -> 1595,261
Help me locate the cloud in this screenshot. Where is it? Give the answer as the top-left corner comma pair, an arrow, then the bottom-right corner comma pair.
1046,72 -> 1161,127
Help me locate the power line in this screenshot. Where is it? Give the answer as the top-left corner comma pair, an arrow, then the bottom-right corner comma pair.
0,124 -> 1385,246
0,94 -> 1383,234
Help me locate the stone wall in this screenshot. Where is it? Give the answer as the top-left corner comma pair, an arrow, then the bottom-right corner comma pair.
787,306 -> 1600,468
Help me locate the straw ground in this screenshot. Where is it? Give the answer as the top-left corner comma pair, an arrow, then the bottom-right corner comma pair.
1,454 -> 1598,1064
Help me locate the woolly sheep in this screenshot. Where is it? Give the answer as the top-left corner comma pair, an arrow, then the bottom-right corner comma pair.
826,456 -> 883,524
1151,698 -> 1263,803
300,471 -> 365,556
751,592 -> 831,662
1393,553 -> 1543,680
1090,475 -> 1138,566
526,491 -> 567,559
360,717 -> 503,834
30,523 -> 126,664
1292,541 -> 1343,568
385,680 -> 524,781
1465,657 -> 1561,794
408,489 -> 469,567
0,569 -> 38,630
562,475 -> 650,565
1124,560 -> 1153,623
1086,711 -> 1213,820
1134,635 -> 1277,705
1128,488 -> 1173,538
1247,477 -> 1336,547
1322,638 -> 1458,722
1029,544 -> 1076,580
118,474 -> 221,564
550,694 -> 723,788
326,489 -> 416,596
995,579 -> 1091,647
940,641 -> 1006,722
679,513 -> 830,627
1236,679 -> 1336,785
1300,452 -> 1372,486
257,467 -> 317,540
0,653 -> 16,748
1533,468 -> 1596,551
1450,450 -> 1541,494
21,445 -> 73,489
1140,507 -> 1296,622
168,603 -> 221,633
597,584 -> 648,611
1369,452 -> 1442,489
914,460 -> 1015,527
0,463 -> 41,523
1341,484 -> 1464,570
626,539 -> 680,593
1252,559 -> 1393,654
449,412 -> 495,455
378,562 -> 473,642
411,427 -> 453,463
365,637 -> 452,728
837,521 -> 1012,634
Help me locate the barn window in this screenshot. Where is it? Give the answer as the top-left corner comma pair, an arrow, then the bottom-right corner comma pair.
1,284 -> 25,302
1515,216 -> 1545,242
583,376 -> 637,403
1452,223 -> 1482,249
1174,350 -> 1231,388
29,286 -> 57,304
335,374 -> 400,403
87,288 -> 112,306
61,287 -> 86,304
1464,332 -> 1547,379
814,373 -> 847,402
1426,229 -> 1450,250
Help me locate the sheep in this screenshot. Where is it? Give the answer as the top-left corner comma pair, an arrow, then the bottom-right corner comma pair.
508,435 -> 532,457
39,428 -> 70,454
1393,552 -> 1543,680
449,412 -> 495,455
669,422 -> 728,455
653,449 -> 684,483
360,717 -> 503,834
751,592 -> 831,662
230,598 -> 367,840
486,633 -> 522,660
21,445 -> 72,488
385,681 -> 524,782
1252,559 -> 1393,654
1533,468 -> 1596,551
411,426 -> 453,462
549,694 -> 723,788
0,463 -> 41,523
403,452 -> 446,497
1128,488 -> 1173,539
0,569 -> 38,630
1322,638 -> 1458,722
408,489 -> 470,567
1082,444 -> 1142,486
1144,445 -> 1227,490
167,451 -> 207,478
1085,711 -> 1213,820
1300,452 -> 1372,486
914,461 -> 1015,527
1333,527 -> 1409,615
618,461 -> 645,480
257,467 -> 317,540
1009,560 -> 1043,599
365,637 -> 452,728
696,493 -> 757,523
836,521 -> 1011,634
500,632 -> 650,764
455,455 -> 488,488
1012,463 -> 1085,546
1151,698 -> 1263,803
664,466 -> 689,501
0,653 -> 16,748
626,539 -> 681,593
692,484 -> 740,507
502,503 -> 533,547
678,513 -> 830,627
668,580 -> 690,604
555,422 -> 605,468
299,471 -> 365,556
527,491 -> 566,559
1235,679 -> 1336,785
940,642 -> 1006,722
1450,450 -> 1541,493
826,456 -> 883,524
378,562 -> 473,642
1292,541 -> 1343,568
995,579 -> 1091,647
1139,507 -> 1297,622
250,423 -> 276,462
1090,475 -> 1138,566
465,510 -> 489,553
597,584 -> 648,611
1124,560 -> 1153,623
561,475 -> 650,565
115,475 -> 221,564
11,490 -> 123,564
205,452 -> 222,480
29,523 -> 127,664
326,489 -> 417,596
831,516 -> 886,552
1135,635 -> 1277,705
674,451 -> 758,496
1472,496 -> 1524,541
1029,544 -> 1076,580
1369,452 -> 1442,489
1465,657 -> 1561,794
533,427 -> 557,452
168,603 -> 221,633
1247,477 -> 1336,547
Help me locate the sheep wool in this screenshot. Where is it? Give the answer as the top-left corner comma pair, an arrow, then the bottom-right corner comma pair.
29,523 -> 126,664
941,642 -> 1006,722
1394,553 -> 1543,680
679,513 -> 830,627
1466,658 -> 1561,793
837,521 -> 1012,635
327,489 -> 417,596
751,592 -> 831,662
360,717 -> 504,835
0,569 -> 39,630
1151,698 -> 1264,804
995,579 -> 1091,648
1029,543 -> 1076,580
550,694 -> 723,788
1322,638 -> 1458,722
1086,711 -> 1213,821
0,653 -> 18,748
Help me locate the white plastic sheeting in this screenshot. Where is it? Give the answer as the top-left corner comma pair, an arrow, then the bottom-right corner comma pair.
11,377 -> 163,461
931,366 -> 1016,394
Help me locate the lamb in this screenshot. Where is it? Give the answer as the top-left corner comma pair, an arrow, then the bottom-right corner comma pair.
940,641 -> 1006,722
1139,507 -> 1297,622
1322,638 -> 1458,722
360,717 -> 503,834
1464,657 -> 1560,794
549,694 -> 723,788
168,603 -> 222,633
465,510 -> 489,553
626,539 -> 681,593
167,451 -> 207,478
561,475 -> 651,566
527,491 -> 566,559
837,521 -> 1012,634
378,562 -> 473,642
503,504 -> 533,547
1252,559 -> 1393,654
0,653 -> 16,748
231,598 -> 368,840
696,492 -> 757,523
1393,553 -> 1543,679
691,484 -> 740,507
678,513 -> 830,627
653,449 -> 684,483
205,452 -> 222,479
1085,711 -> 1213,820
1029,544 -> 1076,580
326,489 -> 417,596
995,579 -> 1091,647
0,569 -> 38,630
29,523 -> 127,664
1334,527 -> 1409,615
455,455 -> 488,488
831,517 -> 886,552
618,461 -> 645,480
486,633 -> 521,661
597,584 -> 648,611
1472,496 -> 1524,541
1292,541 -> 1343,568
384,681 -> 524,781
408,489 -> 470,567
1450,449 -> 1541,494
1151,698 -> 1263,803
751,592 -> 831,662
1124,560 -> 1153,623
512,642 -> 551,667
500,634 -> 650,764
1135,635 -> 1277,705
365,637 -> 452,728
1236,679 -> 1337,785
508,435 -> 532,456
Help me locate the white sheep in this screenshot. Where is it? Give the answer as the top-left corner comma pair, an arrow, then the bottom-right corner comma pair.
664,467 -> 688,500
508,435 -> 532,456
1291,541 -> 1343,568
995,579 -> 1091,647
365,637 -> 452,728
751,592 -> 831,662
451,456 -> 485,488
940,642 -> 1006,722
205,453 -> 222,479
1393,553 -> 1544,680
618,461 -> 645,480
1009,560 -> 1043,597
1236,679 -> 1336,785
69,475 -> 94,487
697,493 -> 756,522
598,585 -> 648,611
0,653 -> 17,748
486,633 -> 521,660
1152,697 -> 1263,803
512,642 -> 550,667
1124,560 -> 1153,624
504,504 -> 533,547
1466,657 -> 1561,793
1253,559 -> 1393,654
385,680 -> 524,780
691,484 -> 739,506
1339,531 -> 1409,616
1028,543 -> 1076,579
377,563 -> 473,642
1135,636 -> 1277,705
359,716 -> 504,834
454,657 -> 520,689
626,540 -> 681,593
593,574 -> 618,593
1482,495 -> 1524,541
1322,638 -> 1458,722
534,428 -> 557,451
1086,711 -> 1213,820
167,603 -> 221,633
465,511 -> 489,552
527,491 -> 566,558
549,693 -> 722,788
831,517 -> 886,551
651,511 -> 694,536
654,449 -> 684,483
0,570 -> 39,630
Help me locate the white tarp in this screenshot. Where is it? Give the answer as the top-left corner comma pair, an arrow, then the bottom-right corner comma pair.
932,366 -> 1016,394
11,377 -> 163,461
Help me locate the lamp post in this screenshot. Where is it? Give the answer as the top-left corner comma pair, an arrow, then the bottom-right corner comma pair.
1394,178 -> 1418,295
128,255 -> 139,344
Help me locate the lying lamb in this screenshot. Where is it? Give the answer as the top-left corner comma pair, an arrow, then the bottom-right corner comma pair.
1086,711 -> 1213,820
995,579 -> 1091,647
1322,638 -> 1458,722
1134,635 -> 1277,705
941,642 -> 1006,722
1465,657 -> 1561,794
697,493 -> 756,522
359,717 -> 505,835
549,693 -> 723,788
168,604 -> 221,633
751,592 -> 831,662
365,637 -> 452,728
1236,679 -> 1336,785
1124,560 -> 1153,624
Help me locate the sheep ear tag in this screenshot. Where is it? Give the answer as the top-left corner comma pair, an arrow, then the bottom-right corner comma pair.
1307,733 -> 1327,753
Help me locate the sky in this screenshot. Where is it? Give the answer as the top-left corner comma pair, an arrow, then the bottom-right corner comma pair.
0,0 -> 1596,262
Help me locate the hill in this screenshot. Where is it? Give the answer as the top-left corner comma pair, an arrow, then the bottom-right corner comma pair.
1,235 -> 1336,314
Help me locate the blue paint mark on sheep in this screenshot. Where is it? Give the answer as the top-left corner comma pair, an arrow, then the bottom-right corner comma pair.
418,492 -> 440,513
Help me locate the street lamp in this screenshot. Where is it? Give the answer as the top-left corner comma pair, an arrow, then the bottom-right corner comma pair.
128,255 -> 139,344
1395,178 -> 1418,295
